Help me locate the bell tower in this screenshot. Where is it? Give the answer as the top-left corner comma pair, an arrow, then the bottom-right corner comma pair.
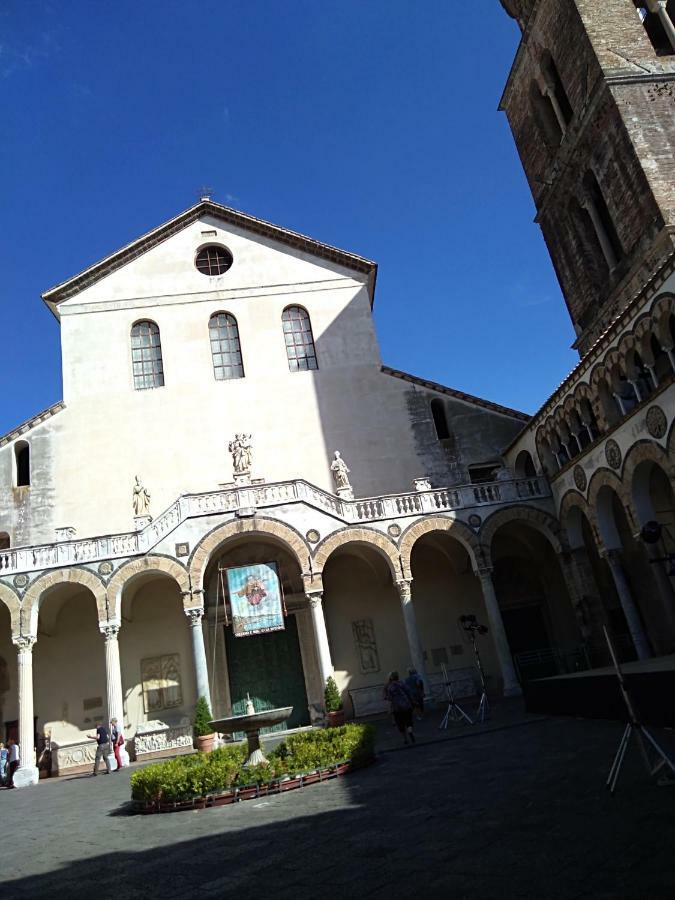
498,0 -> 675,356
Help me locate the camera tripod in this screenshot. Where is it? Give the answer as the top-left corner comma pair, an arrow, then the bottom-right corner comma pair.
461,615 -> 490,723
604,627 -> 675,794
439,663 -> 473,728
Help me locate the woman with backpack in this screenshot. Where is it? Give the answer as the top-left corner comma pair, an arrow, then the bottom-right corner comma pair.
383,671 -> 416,745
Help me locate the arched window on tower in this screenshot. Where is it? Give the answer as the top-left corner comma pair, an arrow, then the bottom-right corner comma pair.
131,320 -> 165,390
581,171 -> 623,270
430,398 -> 451,440
282,306 -> 318,372
634,2 -> 675,55
541,52 -> 573,129
209,312 -> 244,380
529,80 -> 563,147
15,441 -> 30,487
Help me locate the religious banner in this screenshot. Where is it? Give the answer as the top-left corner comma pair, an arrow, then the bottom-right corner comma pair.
226,562 -> 285,637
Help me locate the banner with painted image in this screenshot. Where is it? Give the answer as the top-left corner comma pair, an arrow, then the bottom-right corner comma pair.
227,562 -> 285,637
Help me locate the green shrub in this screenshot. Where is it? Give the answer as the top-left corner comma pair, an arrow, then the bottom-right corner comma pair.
130,724 -> 375,806
324,676 -> 342,712
193,696 -> 214,737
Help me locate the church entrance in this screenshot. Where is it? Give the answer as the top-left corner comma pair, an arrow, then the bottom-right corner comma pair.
225,614 -> 309,733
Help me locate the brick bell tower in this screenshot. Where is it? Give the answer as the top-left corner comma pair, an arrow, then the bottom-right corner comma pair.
498,0 -> 675,356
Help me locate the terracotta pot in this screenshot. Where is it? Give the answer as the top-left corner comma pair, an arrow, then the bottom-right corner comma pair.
327,710 -> 345,727
195,733 -> 215,753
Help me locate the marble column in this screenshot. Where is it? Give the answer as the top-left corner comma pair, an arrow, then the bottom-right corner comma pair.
604,549 -> 651,660
100,623 -> 124,727
475,568 -> 522,696
12,636 -> 39,788
651,0 -> 675,51
394,580 -> 429,693
186,608 -> 212,710
306,592 -> 334,686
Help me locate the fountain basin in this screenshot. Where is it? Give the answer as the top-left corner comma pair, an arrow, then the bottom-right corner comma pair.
210,706 -> 293,766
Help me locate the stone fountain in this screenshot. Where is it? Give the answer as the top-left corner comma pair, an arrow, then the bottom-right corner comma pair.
210,695 -> 293,766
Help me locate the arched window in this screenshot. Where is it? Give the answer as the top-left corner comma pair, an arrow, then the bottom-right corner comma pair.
634,2 -> 675,56
131,321 -> 164,390
209,313 -> 244,380
529,80 -> 562,147
541,52 -> 573,127
514,450 -> 537,478
581,171 -> 623,269
0,532 -> 10,550
282,306 -> 318,372
430,399 -> 451,440
15,441 -> 30,487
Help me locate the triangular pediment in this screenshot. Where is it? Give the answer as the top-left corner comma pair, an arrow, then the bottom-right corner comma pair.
42,200 -> 377,316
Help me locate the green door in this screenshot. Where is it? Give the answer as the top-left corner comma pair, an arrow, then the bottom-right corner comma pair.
225,614 -> 309,734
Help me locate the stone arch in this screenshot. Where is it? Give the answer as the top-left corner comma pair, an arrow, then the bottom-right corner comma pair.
0,583 -> 22,637
189,517 -> 311,593
651,291 -> 675,348
480,505 -> 566,567
586,468 -> 632,550
622,440 -> 675,527
559,489 -> 597,549
398,516 -> 481,579
313,527 -> 400,581
22,567 -> 107,636
106,554 -> 191,620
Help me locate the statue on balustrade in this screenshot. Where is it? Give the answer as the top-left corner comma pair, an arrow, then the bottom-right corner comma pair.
330,451 -> 352,492
132,476 -> 151,517
229,433 -> 253,475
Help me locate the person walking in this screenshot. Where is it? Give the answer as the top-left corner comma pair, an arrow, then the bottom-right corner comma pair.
383,671 -> 416,745
0,741 -> 8,786
87,721 -> 112,775
405,667 -> 425,719
7,737 -> 20,787
110,718 -> 124,772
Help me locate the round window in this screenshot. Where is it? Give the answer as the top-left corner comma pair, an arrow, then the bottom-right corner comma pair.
195,245 -> 233,276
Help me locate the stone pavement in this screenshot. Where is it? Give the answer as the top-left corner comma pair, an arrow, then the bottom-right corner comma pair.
1,711 -> 673,899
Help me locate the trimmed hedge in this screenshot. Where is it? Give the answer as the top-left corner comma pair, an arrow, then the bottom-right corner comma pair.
130,724 -> 375,806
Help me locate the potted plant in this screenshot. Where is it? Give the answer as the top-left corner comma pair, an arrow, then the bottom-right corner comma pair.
324,676 -> 345,727
193,696 -> 215,752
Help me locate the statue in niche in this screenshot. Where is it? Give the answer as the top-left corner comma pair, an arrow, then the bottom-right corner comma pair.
330,451 -> 352,491
133,475 -> 151,517
229,434 -> 253,475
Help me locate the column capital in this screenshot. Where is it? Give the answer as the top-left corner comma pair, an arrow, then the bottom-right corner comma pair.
305,592 -> 324,609
185,606 -> 205,625
394,579 -> 413,601
100,622 -> 120,640
12,635 -> 36,652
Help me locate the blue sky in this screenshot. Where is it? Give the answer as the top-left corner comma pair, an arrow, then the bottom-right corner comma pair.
0,0 -> 578,435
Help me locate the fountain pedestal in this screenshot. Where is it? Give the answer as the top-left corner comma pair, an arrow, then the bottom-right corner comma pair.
210,706 -> 293,767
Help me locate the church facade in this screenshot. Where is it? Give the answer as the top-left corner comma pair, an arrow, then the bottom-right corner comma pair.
1,0 -> 674,788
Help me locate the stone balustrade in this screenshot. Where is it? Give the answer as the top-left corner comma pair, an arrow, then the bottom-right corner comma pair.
0,476 -> 550,576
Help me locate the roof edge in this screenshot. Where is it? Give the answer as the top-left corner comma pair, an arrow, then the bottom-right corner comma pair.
0,401 -> 66,448
42,200 -> 378,312
382,366 -> 530,421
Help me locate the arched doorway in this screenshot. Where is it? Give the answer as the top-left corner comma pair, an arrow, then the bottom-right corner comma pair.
203,537 -> 314,731
119,571 -> 195,735
490,521 -> 581,680
409,532 -> 500,697
322,544 -> 407,717
33,584 -> 106,748
0,604 -> 14,741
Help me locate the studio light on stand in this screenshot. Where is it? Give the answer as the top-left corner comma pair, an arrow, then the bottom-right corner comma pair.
460,614 -> 490,723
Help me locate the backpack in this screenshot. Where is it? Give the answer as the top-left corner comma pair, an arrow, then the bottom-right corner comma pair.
388,681 -> 413,712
